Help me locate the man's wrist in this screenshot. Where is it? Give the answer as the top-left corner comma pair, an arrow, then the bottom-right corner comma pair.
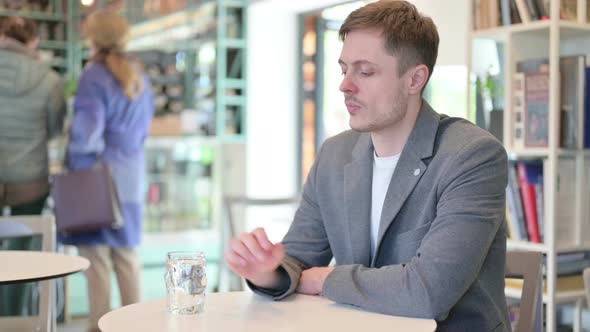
248,268 -> 288,291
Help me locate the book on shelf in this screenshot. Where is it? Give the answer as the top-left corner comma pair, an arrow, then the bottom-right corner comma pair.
506,274 -> 585,294
534,170 -> 544,242
542,252 -> 590,277
560,56 -> 586,149
474,0 -> 502,30
511,56 -> 589,149
500,0 -> 512,25
516,161 -> 543,243
507,161 -> 529,241
505,157 -> 590,247
514,0 -> 532,23
525,0 -> 541,20
509,0 -> 523,24
474,0 -> 588,29
524,72 -> 549,148
512,72 -> 526,149
533,0 -> 548,19
560,0 -> 578,21
513,60 -> 549,149
555,157 -> 577,246
585,66 -> 590,148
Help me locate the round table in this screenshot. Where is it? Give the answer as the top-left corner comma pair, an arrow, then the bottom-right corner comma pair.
99,291 -> 436,332
0,250 -> 90,284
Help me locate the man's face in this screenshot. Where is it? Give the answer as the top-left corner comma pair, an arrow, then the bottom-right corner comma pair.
338,29 -> 410,134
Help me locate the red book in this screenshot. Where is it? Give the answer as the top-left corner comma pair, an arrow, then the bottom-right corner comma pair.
516,162 -> 541,243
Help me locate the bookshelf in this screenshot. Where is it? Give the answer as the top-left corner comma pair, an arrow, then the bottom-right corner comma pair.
468,1 -> 590,331
123,0 -> 248,234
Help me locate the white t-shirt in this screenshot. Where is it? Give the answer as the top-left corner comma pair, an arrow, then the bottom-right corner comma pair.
371,152 -> 400,257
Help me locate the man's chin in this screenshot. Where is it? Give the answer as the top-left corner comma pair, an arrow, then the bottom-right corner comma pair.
349,123 -> 371,133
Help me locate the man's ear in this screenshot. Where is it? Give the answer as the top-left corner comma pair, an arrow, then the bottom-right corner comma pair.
408,64 -> 429,95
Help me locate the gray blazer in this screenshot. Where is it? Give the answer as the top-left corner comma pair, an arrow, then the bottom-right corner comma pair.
251,102 -> 510,332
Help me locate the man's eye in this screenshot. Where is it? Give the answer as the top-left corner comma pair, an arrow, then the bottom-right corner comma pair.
360,72 -> 372,77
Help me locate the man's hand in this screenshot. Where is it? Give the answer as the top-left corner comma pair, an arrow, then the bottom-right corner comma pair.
224,227 -> 285,289
296,267 -> 335,295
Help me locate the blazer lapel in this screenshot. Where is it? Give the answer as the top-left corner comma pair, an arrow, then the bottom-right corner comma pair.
372,101 -> 440,265
344,133 -> 373,267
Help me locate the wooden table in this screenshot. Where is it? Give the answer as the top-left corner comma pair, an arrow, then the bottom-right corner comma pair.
99,291 -> 436,332
0,250 -> 89,284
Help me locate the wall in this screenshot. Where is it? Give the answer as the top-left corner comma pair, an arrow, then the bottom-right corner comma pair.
246,2 -> 299,198
246,0 -> 469,199
411,0 -> 468,66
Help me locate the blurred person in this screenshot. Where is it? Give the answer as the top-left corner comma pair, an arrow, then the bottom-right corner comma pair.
57,10 -> 154,332
0,15 -> 66,318
225,1 -> 510,331
0,16 -> 65,216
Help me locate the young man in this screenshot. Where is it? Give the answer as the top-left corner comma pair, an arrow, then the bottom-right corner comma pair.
225,1 -> 510,331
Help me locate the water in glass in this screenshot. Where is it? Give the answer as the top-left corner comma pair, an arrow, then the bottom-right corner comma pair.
165,251 -> 207,314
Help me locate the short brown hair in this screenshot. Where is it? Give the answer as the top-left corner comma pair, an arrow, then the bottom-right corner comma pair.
339,0 -> 439,81
0,16 -> 38,44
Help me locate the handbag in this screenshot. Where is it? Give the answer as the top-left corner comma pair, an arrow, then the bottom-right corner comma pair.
52,164 -> 124,235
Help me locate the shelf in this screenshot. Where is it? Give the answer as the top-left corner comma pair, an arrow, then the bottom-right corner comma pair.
507,149 -> 549,159
129,3 -> 216,40
471,20 -> 590,42
146,135 -> 220,148
220,0 -> 248,7
49,58 -> 66,68
0,10 -> 63,22
508,240 -> 590,254
217,134 -> 246,144
219,38 -> 246,48
553,290 -> 587,303
38,40 -> 67,50
507,239 -> 547,252
222,95 -> 246,106
557,149 -> 590,157
507,149 -> 590,160
505,287 -> 586,304
555,244 -> 590,254
151,76 -> 184,85
222,78 -> 246,90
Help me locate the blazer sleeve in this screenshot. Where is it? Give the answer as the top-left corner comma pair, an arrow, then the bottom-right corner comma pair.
322,136 -> 508,320
66,71 -> 106,170
247,143 -> 334,299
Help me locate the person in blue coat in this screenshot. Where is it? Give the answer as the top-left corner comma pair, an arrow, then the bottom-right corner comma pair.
58,10 -> 154,332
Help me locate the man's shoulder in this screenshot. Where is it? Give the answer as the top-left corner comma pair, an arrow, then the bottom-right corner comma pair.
436,114 -> 505,156
324,129 -> 362,146
321,130 -> 363,156
320,130 -> 368,163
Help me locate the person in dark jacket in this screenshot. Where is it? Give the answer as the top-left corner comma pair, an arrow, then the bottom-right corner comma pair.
57,10 -> 154,332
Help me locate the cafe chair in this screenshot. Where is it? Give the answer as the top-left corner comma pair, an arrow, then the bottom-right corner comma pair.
505,250 -> 543,332
219,195 -> 300,292
0,215 -> 56,332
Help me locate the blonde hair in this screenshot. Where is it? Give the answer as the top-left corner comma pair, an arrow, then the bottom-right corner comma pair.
84,10 -> 143,99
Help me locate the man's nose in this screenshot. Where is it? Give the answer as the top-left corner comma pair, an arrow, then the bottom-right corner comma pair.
339,75 -> 357,94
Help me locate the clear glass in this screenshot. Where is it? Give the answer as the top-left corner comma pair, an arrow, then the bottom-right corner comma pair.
164,251 -> 207,314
